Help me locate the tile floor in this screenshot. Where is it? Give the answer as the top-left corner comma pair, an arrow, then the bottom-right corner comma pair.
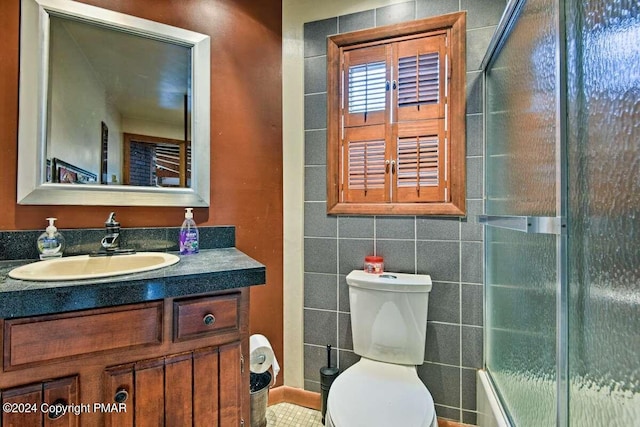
266,402 -> 324,427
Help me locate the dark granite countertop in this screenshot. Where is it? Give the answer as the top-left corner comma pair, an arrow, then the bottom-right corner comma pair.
0,248 -> 265,319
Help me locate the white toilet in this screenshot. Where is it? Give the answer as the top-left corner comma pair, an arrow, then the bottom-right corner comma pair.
325,270 -> 438,427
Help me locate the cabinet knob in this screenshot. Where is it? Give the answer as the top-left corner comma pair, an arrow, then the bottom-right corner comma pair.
114,388 -> 129,403
47,399 -> 67,420
203,313 -> 216,326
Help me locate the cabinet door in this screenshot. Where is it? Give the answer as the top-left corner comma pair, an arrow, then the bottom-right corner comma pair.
1,376 -> 78,427
219,342 -> 243,426
165,353 -> 193,426
193,347 -> 219,426
43,377 -> 79,427
104,365 -> 135,427
134,358 -> 165,427
1,383 -> 42,427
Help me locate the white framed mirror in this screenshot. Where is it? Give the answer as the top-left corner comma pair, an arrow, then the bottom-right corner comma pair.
18,0 -> 210,206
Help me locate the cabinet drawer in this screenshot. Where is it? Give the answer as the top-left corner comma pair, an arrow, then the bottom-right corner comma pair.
4,302 -> 162,370
174,293 -> 240,341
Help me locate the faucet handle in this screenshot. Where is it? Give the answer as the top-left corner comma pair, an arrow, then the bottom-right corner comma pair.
105,212 -> 119,226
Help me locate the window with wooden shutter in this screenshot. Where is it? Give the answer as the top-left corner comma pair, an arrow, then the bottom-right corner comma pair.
327,13 -> 466,216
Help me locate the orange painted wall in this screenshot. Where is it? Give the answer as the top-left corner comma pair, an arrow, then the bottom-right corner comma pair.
0,0 -> 284,384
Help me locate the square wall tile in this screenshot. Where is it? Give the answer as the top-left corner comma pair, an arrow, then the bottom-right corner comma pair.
376,1 -> 416,26
304,56 -> 327,94
375,239 -> 416,274
304,165 -> 326,202
418,362 -> 461,408
466,71 -> 483,114
339,10 -> 375,33
304,18 -> 337,57
463,411 -> 478,425
304,92 -> 327,130
461,241 -> 483,284
425,322 -> 461,366
304,309 -> 337,347
304,237 -> 337,274
304,343 -> 337,381
466,156 -> 483,199
416,0 -> 459,19
304,272 -> 337,310
466,113 -> 483,157
338,313 -> 353,350
461,283 -> 483,326
338,239 -> 374,275
338,216 -> 374,239
304,202 -> 336,238
428,282 -> 460,324
376,216 -> 415,239
461,325 -> 483,368
417,241 -> 460,282
462,367 -> 478,411
338,274 -> 350,312
305,129 -> 327,166
416,217 -> 460,240
467,26 -> 497,71
461,0 -> 506,29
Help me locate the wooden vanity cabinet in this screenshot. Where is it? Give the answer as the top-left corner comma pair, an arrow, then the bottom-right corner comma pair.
0,288 -> 250,427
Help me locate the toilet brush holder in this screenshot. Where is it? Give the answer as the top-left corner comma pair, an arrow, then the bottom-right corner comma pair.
320,345 -> 339,425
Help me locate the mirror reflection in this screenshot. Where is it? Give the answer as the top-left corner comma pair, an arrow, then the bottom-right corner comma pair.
46,15 -> 192,188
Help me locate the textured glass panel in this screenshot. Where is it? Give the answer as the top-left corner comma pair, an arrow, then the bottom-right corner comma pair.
486,227 -> 557,427
484,0 -> 560,426
485,0 -> 558,216
566,0 -> 640,425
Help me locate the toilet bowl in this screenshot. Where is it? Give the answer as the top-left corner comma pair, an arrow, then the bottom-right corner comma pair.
325,270 -> 437,427
325,358 -> 437,427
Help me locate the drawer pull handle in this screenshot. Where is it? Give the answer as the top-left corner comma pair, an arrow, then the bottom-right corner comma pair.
114,388 -> 129,403
47,399 -> 67,420
203,313 -> 216,326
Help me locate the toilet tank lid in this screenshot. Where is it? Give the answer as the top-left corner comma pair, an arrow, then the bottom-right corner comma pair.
346,270 -> 432,293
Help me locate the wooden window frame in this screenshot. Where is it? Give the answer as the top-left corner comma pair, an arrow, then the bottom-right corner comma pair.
327,12 -> 466,216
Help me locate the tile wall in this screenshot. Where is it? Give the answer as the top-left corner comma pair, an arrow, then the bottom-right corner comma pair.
302,0 -> 505,424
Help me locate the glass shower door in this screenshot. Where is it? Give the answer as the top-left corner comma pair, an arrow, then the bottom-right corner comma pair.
482,0 -> 567,426
566,0 -> 640,425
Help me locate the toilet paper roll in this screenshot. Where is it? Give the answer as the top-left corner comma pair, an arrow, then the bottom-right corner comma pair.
250,334 -> 280,384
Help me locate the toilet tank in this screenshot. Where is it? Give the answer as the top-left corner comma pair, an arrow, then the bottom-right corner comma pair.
346,270 -> 432,365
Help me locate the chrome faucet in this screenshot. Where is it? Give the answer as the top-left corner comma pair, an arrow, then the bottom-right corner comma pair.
101,212 -> 120,251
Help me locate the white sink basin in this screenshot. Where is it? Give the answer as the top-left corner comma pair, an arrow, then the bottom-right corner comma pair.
8,252 -> 180,281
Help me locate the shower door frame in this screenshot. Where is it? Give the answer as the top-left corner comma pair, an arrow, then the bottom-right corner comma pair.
479,0 -> 569,426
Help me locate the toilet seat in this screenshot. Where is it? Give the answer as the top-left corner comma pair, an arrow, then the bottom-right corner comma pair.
326,358 -> 436,427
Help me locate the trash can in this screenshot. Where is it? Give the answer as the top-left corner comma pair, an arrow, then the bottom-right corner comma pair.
250,371 -> 272,427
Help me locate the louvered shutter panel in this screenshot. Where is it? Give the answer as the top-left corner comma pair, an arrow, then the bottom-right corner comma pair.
398,52 -> 439,106
394,121 -> 447,202
348,62 -> 386,114
395,34 -> 447,122
343,45 -> 389,128
342,125 -> 389,202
